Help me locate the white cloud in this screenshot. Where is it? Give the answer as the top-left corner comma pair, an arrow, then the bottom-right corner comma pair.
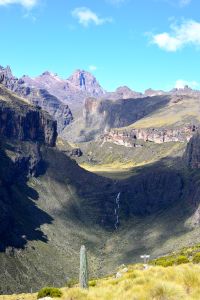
0,0 -> 37,8
179,0 -> 191,7
175,79 -> 199,89
72,7 -> 112,27
89,65 -> 97,71
152,20 -> 200,51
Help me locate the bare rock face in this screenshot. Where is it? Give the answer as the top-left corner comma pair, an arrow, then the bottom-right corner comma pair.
68,69 -> 105,97
184,131 -> 200,168
0,84 -> 57,246
80,95 -> 171,141
70,148 -> 83,157
0,85 -> 57,147
104,126 -> 197,146
19,69 -> 105,112
144,88 -> 165,97
15,87 -> 73,133
169,85 -> 200,97
104,86 -> 143,100
121,169 -> 183,215
0,66 -> 73,134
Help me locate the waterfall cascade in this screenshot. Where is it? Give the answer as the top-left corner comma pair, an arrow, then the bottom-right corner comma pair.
114,192 -> 121,229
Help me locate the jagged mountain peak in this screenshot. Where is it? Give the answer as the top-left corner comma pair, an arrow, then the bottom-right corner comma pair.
104,85 -> 143,100
41,71 -> 58,77
144,88 -> 165,97
0,65 -> 14,79
18,68 -> 105,109
115,86 -> 133,93
67,69 -> 105,96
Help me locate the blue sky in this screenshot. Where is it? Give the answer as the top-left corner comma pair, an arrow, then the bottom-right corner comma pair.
0,0 -> 200,92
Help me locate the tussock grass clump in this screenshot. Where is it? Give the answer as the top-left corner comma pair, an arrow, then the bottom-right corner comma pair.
149,281 -> 186,299
66,278 -> 78,288
89,280 -> 97,287
37,286 -> 62,299
192,252 -> 200,263
176,255 -> 189,265
181,265 -> 200,290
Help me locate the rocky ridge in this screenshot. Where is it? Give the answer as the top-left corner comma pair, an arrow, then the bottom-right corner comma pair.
104,86 -> 143,100
0,66 -> 73,133
103,125 -> 198,146
2,65 -> 200,142
0,84 -> 57,146
19,69 -> 105,111
184,130 -> 200,169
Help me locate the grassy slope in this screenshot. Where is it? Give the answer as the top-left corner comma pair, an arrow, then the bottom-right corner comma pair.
0,84 -> 30,104
57,137 -> 186,175
79,140 -> 185,174
121,96 -> 200,130
3,262 -> 200,299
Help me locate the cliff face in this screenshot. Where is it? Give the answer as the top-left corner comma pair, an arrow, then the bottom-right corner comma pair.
0,83 -> 57,180
103,126 -> 197,146
68,69 -> 105,97
104,86 -> 143,100
15,86 -> 73,134
0,85 -> 57,146
80,96 -> 172,141
0,84 -> 57,259
184,131 -> 200,169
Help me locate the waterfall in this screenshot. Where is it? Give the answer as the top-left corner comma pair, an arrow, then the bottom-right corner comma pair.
114,192 -> 121,230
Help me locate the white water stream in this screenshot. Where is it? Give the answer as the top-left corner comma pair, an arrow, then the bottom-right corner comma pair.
114,192 -> 121,229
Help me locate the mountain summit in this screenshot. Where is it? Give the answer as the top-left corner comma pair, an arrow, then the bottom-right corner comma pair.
20,69 -> 105,112
67,69 -> 105,96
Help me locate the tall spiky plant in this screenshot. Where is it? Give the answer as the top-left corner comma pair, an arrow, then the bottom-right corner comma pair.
79,245 -> 88,289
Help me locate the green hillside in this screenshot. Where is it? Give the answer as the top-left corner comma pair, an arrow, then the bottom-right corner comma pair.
122,96 -> 200,130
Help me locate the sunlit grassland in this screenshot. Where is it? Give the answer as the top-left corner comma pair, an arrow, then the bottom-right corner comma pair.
79,141 -> 185,174
2,263 -> 200,300
121,97 -> 200,130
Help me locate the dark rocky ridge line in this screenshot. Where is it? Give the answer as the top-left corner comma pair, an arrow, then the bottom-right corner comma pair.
0,66 -> 73,134
0,85 -> 57,147
2,64 -> 200,143
0,84 -> 57,256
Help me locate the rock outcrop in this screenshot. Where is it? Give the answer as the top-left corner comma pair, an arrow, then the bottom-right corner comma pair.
0,85 -> 57,146
18,69 -> 105,112
104,86 -> 143,100
0,84 -> 57,255
184,130 -> 200,168
103,125 -> 198,146
144,88 -> 165,97
0,66 -> 73,133
68,69 -> 105,97
70,148 -> 83,157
